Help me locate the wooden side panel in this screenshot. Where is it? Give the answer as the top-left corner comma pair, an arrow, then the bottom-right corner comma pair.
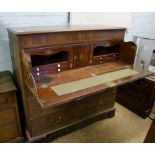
119,41 -> 137,65
8,32 -> 24,91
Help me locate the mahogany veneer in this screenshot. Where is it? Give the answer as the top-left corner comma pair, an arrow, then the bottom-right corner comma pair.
116,76 -> 155,118
8,25 -> 152,142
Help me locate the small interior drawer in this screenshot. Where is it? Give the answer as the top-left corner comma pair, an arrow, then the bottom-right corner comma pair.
32,61 -> 69,74
93,53 -> 120,65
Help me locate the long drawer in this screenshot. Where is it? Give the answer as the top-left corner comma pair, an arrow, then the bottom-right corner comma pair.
30,87 -> 116,137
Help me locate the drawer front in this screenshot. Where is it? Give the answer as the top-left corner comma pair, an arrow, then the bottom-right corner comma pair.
30,88 -> 116,137
93,53 -> 120,65
18,30 -> 125,49
0,108 -> 16,125
32,61 -> 69,74
0,123 -> 19,142
0,93 -> 13,105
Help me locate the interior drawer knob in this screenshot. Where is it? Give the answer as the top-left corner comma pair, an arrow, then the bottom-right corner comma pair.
55,116 -> 62,123
57,64 -> 60,67
58,69 -> 61,72
36,67 -> 40,71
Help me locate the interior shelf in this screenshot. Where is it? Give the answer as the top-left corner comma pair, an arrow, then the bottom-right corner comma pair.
30,51 -> 69,67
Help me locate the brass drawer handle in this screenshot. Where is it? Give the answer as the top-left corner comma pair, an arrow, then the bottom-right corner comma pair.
45,50 -> 53,55
76,96 -> 84,101
55,116 -> 62,123
51,116 -> 62,123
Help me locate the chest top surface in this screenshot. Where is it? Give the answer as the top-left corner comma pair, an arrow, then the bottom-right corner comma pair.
7,25 -> 126,35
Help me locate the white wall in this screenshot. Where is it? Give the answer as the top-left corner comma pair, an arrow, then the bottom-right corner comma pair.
131,13 -> 155,69
131,12 -> 155,39
70,12 -> 133,41
0,12 -> 69,72
70,12 -> 132,28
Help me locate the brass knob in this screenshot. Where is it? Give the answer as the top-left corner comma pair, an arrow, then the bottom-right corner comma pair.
55,116 -> 62,123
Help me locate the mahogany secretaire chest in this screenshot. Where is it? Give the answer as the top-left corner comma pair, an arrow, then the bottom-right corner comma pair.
0,71 -> 23,142
7,25 -> 152,142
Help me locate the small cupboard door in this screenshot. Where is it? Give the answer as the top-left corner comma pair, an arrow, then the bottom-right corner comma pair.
74,44 -> 89,68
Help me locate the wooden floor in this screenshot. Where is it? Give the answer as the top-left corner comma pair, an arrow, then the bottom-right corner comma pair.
52,103 -> 152,143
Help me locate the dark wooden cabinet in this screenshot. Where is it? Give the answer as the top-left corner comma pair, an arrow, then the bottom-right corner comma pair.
116,77 -> 155,118
0,71 -> 23,142
7,25 -> 152,142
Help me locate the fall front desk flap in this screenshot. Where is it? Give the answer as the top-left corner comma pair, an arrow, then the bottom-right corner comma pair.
30,66 -> 152,108
51,68 -> 138,96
